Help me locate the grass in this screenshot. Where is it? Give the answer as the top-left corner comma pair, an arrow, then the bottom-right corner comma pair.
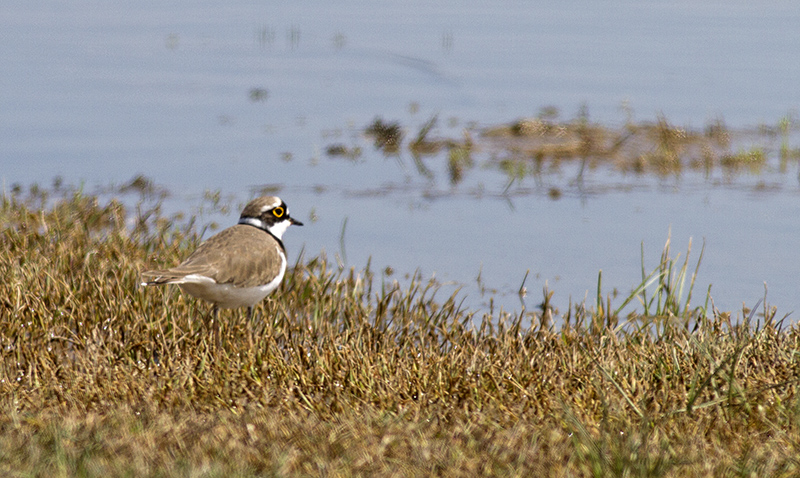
3,187 -> 800,476
361,110 -> 800,191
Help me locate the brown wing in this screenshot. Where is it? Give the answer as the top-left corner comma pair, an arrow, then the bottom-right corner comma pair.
141,225 -> 284,288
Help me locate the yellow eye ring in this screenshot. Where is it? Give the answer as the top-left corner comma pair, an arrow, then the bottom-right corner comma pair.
272,207 -> 285,218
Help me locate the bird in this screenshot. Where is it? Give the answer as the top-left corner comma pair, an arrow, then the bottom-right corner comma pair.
141,196 -> 303,320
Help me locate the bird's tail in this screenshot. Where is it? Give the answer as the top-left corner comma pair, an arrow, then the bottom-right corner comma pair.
140,270 -> 187,286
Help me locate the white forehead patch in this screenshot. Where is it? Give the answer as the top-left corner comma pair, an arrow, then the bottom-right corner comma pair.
259,196 -> 282,213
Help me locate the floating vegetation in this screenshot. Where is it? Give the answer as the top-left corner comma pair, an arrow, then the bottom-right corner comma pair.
325,143 -> 362,160
408,115 -> 446,157
483,113 -> 734,177
447,139 -> 473,185
364,117 -> 403,154
720,147 -> 767,171
344,112 -> 800,192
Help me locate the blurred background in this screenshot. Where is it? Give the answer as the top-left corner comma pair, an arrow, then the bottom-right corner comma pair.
2,0 -> 799,316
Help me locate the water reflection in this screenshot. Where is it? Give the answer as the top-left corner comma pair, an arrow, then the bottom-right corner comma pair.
3,1 -> 800,316
326,110 -> 800,201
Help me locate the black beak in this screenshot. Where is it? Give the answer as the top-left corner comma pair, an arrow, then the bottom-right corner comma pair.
289,216 -> 304,226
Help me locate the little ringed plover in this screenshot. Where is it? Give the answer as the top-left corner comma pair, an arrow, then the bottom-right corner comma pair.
141,196 -> 302,319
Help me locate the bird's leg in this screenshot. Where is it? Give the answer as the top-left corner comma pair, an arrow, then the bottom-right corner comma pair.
211,304 -> 220,349
246,306 -> 255,349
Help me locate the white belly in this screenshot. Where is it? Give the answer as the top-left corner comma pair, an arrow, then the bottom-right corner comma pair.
178,261 -> 286,309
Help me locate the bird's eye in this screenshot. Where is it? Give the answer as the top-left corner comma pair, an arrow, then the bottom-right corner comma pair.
272,207 -> 285,218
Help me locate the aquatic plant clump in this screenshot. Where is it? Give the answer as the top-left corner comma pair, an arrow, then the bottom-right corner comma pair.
2,188 -> 800,476
353,111 -> 800,195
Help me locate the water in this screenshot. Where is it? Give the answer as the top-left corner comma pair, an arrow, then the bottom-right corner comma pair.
2,0 -> 799,316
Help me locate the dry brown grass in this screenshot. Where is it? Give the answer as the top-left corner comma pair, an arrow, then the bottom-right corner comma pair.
2,187 -> 800,476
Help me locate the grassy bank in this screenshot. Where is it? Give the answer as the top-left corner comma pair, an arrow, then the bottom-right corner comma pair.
1,188 -> 800,477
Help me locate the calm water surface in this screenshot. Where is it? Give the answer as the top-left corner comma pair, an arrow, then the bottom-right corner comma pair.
3,1 -> 799,316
